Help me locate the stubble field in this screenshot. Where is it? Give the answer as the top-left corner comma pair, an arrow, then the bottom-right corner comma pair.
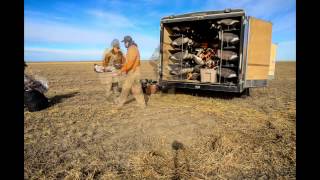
24,61 -> 296,179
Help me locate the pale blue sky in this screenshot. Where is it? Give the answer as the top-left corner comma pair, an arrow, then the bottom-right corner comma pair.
24,0 -> 296,61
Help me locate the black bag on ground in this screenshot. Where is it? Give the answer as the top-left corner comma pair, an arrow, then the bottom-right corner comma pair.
24,90 -> 49,112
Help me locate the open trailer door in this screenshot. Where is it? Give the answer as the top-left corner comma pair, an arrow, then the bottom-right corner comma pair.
244,16 -> 273,88
268,43 -> 277,80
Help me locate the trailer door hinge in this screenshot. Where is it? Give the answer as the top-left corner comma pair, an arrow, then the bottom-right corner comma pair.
243,16 -> 250,24
243,19 -> 247,25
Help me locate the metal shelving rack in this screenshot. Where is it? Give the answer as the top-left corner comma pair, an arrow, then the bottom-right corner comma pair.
218,24 -> 240,84
219,30 -> 223,84
180,34 -> 184,80
168,32 -> 186,81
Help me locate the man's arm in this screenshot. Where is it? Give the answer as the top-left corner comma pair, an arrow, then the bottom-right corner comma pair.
117,54 -> 126,71
121,46 -> 137,73
121,52 -> 126,65
102,51 -> 111,67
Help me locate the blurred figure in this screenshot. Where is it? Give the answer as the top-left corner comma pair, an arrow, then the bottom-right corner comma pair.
24,61 -> 49,112
97,39 -> 126,98
115,35 -> 146,108
102,39 -> 126,69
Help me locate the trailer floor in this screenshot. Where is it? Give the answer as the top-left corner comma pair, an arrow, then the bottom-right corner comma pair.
24,61 -> 295,179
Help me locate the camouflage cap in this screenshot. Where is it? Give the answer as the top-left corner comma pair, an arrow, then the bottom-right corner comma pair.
111,39 -> 120,48
121,35 -> 132,43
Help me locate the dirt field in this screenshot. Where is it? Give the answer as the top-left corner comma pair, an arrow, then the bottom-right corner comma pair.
24,61 -> 296,179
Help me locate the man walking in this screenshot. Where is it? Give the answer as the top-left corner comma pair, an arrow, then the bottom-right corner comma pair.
115,35 -> 146,108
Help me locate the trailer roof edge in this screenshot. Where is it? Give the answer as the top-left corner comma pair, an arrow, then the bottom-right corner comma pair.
161,9 -> 245,20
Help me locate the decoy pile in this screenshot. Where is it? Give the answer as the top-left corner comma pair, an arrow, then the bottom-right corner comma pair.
166,18 -> 241,83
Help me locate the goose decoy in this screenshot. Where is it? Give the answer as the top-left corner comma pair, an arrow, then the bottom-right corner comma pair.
170,67 -> 194,75
24,74 -> 48,93
94,64 -> 116,72
218,68 -> 237,78
217,19 -> 240,26
172,26 -> 180,32
218,32 -> 239,46
167,63 -> 190,72
217,19 -> 240,30
216,49 -> 238,61
171,37 -> 194,46
192,54 -> 205,65
172,26 -> 193,33
94,64 -> 105,73
169,51 -> 194,62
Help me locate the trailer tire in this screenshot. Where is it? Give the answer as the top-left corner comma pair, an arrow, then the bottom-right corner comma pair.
244,88 -> 250,96
238,88 -> 250,98
167,87 -> 176,94
160,85 -> 168,95
160,86 -> 176,94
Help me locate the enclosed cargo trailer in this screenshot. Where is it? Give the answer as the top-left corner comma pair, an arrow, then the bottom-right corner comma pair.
158,9 -> 277,95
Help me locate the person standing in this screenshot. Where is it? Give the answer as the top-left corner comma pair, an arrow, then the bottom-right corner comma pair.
115,35 -> 146,108
99,39 -> 126,98
102,39 -> 126,69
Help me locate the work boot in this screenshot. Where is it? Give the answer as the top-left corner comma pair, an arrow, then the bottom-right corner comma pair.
112,88 -> 120,97
106,94 -> 115,102
113,98 -> 124,108
105,92 -> 112,99
136,99 -> 147,109
138,104 -> 147,109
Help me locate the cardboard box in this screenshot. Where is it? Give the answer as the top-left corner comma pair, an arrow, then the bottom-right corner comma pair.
200,68 -> 217,83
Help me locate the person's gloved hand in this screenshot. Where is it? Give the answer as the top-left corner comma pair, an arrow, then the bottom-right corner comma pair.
111,71 -> 122,77
114,64 -> 122,69
111,72 -> 118,77
119,71 -> 125,76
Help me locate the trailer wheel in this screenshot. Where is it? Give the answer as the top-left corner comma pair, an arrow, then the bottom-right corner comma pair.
160,85 -> 168,95
167,87 -> 176,94
160,86 -> 175,94
244,88 -> 250,96
238,88 -> 250,98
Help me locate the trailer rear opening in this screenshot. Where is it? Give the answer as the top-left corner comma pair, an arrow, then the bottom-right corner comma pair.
159,9 -> 276,94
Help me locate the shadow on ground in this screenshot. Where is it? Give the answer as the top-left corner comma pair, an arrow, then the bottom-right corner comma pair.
49,92 -> 79,106
162,88 -> 246,100
171,140 -> 191,180
122,94 -> 150,105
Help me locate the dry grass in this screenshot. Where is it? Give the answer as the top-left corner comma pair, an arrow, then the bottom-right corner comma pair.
24,61 -> 296,179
